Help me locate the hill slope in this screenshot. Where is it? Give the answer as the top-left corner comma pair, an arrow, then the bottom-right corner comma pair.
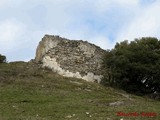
0,62 -> 160,120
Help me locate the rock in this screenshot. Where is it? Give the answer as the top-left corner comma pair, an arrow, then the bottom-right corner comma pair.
35,34 -> 106,82
109,101 -> 125,106
69,81 -> 83,85
86,112 -> 90,115
65,115 -> 72,119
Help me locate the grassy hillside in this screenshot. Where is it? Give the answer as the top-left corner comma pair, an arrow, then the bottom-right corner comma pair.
0,62 -> 160,120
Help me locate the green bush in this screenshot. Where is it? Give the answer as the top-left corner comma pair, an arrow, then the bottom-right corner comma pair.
0,54 -> 6,63
103,37 -> 160,95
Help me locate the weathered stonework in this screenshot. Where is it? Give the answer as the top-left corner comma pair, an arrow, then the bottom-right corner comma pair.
35,34 -> 106,83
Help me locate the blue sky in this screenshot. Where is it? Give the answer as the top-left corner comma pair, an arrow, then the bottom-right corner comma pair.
0,0 -> 160,61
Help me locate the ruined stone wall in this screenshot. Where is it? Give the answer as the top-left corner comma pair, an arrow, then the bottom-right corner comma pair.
35,35 -> 106,83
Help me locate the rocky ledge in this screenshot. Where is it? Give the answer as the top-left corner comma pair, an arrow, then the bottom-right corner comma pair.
35,35 -> 106,83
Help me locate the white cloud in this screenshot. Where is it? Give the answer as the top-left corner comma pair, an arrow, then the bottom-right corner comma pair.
0,20 -> 26,47
94,0 -> 139,13
116,0 -> 160,43
0,0 -> 24,9
0,0 -> 10,7
88,35 -> 114,50
0,20 -> 27,61
0,21 -> 19,42
113,0 -> 139,5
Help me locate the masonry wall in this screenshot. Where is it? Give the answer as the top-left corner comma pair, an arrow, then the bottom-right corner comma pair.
35,35 -> 106,82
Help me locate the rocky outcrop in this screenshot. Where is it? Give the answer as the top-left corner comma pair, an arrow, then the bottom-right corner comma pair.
35,35 -> 106,83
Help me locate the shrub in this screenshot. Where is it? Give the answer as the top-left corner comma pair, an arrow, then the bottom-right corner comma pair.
103,37 -> 160,95
0,54 -> 6,63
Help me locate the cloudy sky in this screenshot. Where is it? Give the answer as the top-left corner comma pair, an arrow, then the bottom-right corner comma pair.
0,0 -> 160,62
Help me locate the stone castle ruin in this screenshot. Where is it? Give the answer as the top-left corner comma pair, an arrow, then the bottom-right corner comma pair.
35,35 -> 106,83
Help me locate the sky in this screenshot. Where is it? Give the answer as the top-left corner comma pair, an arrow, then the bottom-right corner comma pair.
0,0 -> 160,62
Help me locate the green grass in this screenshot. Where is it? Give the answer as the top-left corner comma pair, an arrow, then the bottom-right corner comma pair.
0,62 -> 160,120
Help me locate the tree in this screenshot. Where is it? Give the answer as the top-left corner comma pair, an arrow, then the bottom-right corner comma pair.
103,37 -> 160,95
0,54 -> 6,63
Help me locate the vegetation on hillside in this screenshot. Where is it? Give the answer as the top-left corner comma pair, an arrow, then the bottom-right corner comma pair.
0,62 -> 160,120
103,37 -> 160,96
1,37 -> 160,119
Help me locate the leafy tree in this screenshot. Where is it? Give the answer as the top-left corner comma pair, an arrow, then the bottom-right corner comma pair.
0,54 -> 6,63
103,37 -> 160,95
